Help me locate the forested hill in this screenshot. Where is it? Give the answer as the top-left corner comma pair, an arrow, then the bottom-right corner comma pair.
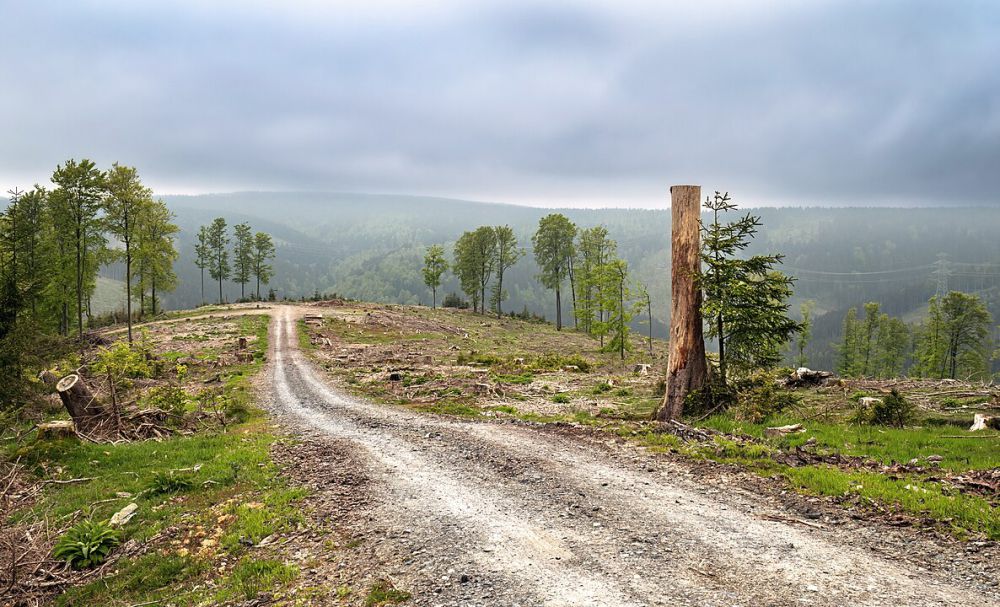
148,193 -> 999,370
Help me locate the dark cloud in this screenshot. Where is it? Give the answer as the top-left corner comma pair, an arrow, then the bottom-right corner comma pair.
1,0 -> 997,207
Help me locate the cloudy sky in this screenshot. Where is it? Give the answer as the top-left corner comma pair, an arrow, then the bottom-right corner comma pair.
1,0 -> 998,208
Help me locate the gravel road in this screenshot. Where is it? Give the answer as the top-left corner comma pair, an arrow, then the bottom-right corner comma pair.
267,305 -> 997,607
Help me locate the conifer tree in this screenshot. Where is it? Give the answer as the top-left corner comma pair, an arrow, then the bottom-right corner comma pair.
700,192 -> 799,385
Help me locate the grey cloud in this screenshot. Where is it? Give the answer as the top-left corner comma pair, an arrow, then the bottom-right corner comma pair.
0,0 -> 998,207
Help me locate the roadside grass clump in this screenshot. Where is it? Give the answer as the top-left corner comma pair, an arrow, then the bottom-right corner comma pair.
222,557 -> 298,601
783,466 -> 1000,539
551,393 -> 571,404
55,553 -> 207,606
52,519 -> 121,569
297,319 -> 316,351
221,488 -> 307,553
365,580 -> 412,606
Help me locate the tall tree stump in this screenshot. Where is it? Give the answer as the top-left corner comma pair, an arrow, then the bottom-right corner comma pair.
54,374 -> 107,433
657,185 -> 708,421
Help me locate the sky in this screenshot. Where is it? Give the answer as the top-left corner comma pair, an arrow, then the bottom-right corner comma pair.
1,0 -> 998,208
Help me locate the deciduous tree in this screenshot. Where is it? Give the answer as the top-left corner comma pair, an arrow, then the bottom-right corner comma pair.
532,214 -> 576,330
422,244 -> 448,308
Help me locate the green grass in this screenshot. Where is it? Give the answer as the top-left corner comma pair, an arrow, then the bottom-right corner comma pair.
365,580 -> 412,606
701,413 -> 1000,471
220,557 -> 298,602
9,313 -> 312,604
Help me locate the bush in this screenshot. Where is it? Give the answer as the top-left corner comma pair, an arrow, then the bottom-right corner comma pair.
853,389 -> 914,427
141,385 -> 188,419
732,371 -> 801,423
91,340 -> 152,384
442,293 -> 468,309
53,519 -> 121,569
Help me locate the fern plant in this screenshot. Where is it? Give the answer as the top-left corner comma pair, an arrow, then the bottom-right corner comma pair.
53,520 -> 121,569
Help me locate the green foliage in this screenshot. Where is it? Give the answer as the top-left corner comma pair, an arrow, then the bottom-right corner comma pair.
206,217 -> 230,303
422,244 -> 449,308
532,213 -> 577,329
148,469 -> 196,494
224,557 -> 298,601
453,226 -> 497,313
491,225 -> 524,316
251,231 -> 276,300
700,192 -> 800,384
441,292 -> 468,309
551,393 -> 571,404
913,292 -> 993,380
232,222 -> 254,298
141,385 -> 189,420
731,371 -> 801,423
852,389 -> 915,427
53,519 -> 121,569
574,226 -> 616,336
92,340 -> 153,390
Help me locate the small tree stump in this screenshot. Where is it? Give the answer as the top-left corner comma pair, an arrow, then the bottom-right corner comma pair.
36,420 -> 77,440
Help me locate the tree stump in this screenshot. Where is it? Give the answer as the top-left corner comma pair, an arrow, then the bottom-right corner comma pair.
36,420 -> 77,440
55,374 -> 107,433
657,185 -> 708,421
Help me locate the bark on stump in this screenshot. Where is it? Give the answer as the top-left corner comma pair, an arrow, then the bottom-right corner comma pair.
656,185 -> 708,421
54,374 -> 107,433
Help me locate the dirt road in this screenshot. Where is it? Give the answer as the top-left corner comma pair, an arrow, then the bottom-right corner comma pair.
267,305 -> 997,606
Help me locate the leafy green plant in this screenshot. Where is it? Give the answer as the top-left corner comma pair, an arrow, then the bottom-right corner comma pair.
551,393 -> 571,404
53,519 -> 121,569
91,340 -> 152,388
148,470 -> 196,494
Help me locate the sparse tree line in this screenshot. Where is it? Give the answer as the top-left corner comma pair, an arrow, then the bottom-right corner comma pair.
2,160 -> 180,344
423,216 -> 653,359
837,291 -> 995,380
192,218 -> 276,305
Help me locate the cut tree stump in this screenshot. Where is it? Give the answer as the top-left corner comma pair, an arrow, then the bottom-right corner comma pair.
764,423 -> 805,438
55,374 -> 108,433
657,185 -> 708,421
970,414 -> 999,432
36,420 -> 77,440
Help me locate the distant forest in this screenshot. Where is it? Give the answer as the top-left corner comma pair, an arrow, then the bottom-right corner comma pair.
75,192 -> 1000,372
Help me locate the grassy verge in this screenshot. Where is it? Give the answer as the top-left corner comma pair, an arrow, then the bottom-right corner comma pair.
6,314 -> 311,605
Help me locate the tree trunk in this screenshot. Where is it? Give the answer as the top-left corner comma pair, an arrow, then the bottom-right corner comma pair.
569,257 -> 578,330
657,185 -> 707,421
432,287 -> 437,309
555,286 -> 562,330
201,267 -> 205,305
125,248 -> 133,343
54,374 -> 108,433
